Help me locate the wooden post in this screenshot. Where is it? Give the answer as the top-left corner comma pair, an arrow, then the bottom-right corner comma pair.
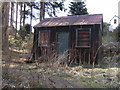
83,49 -> 86,64
92,48 -> 95,66
73,50 -> 77,64
79,49 -> 81,65
88,49 -> 91,64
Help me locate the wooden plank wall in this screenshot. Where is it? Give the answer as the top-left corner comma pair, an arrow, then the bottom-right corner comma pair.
35,24 -> 101,65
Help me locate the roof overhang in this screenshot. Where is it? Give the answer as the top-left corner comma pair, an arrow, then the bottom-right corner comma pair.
34,14 -> 103,28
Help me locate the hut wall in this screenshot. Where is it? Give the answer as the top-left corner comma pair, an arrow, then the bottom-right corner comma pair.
33,28 -> 39,60
35,24 -> 102,65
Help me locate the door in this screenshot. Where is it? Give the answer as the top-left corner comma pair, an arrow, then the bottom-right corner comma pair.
57,32 -> 69,55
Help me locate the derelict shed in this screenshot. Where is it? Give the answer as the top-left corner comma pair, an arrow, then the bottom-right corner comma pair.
33,14 -> 103,65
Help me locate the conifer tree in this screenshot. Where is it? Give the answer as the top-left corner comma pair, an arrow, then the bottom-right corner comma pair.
69,2 -> 88,15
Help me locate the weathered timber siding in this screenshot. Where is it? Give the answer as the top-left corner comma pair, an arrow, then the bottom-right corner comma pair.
34,24 -> 102,65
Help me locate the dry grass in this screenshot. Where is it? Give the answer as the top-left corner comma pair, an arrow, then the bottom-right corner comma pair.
2,60 -> 120,88
2,34 -> 120,88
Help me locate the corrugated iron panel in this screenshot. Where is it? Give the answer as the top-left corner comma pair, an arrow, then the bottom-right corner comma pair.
34,14 -> 103,27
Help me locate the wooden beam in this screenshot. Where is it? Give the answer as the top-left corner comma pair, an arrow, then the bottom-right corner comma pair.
88,49 -> 91,64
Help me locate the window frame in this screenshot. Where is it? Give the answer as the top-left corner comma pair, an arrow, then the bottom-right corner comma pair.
38,30 -> 50,47
75,28 -> 91,48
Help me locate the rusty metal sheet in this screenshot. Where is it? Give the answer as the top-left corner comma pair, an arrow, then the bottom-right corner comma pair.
34,14 -> 103,27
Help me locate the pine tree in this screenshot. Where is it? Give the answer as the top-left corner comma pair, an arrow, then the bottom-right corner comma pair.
45,2 -> 65,17
69,2 -> 88,15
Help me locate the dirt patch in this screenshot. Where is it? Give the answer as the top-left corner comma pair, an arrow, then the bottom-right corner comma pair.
2,62 -> 120,88
2,66 -> 87,88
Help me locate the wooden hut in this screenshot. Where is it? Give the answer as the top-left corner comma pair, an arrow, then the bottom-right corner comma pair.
33,14 -> 103,65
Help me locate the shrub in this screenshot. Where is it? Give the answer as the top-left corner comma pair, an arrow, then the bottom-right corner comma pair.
19,24 -> 32,40
116,25 -> 120,42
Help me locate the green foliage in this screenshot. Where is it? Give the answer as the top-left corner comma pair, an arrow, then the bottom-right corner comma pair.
19,25 -> 27,40
22,2 -> 39,20
116,25 -> 120,42
19,24 -> 31,40
69,2 -> 88,15
116,57 -> 120,61
102,22 -> 110,43
9,32 -> 33,53
45,2 -> 65,17
24,24 -> 31,34
26,2 -> 65,18
103,22 -> 110,32
9,34 -> 23,49
102,22 -> 118,42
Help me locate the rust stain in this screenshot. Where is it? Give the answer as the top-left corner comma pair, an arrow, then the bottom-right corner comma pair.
34,14 -> 103,27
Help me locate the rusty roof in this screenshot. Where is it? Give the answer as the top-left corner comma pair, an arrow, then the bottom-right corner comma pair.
34,14 -> 103,27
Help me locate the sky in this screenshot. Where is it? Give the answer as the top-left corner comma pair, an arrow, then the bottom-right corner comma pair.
86,0 -> 120,29
86,0 -> 120,24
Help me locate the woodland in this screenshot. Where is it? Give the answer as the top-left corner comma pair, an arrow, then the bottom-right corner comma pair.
0,1 -> 120,89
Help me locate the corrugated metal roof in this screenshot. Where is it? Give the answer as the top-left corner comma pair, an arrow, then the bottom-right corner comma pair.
34,14 -> 103,27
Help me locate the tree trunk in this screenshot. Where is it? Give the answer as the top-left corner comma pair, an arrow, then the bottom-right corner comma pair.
23,3 -> 26,26
20,2 -> 23,30
1,2 -> 10,53
30,2 -> 45,61
40,2 -> 45,21
15,2 -> 18,31
30,2 -> 32,34
1,3 -> 10,84
10,2 -> 15,28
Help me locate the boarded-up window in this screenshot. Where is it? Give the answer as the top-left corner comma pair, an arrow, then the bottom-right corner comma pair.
39,31 -> 49,47
76,28 -> 91,48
